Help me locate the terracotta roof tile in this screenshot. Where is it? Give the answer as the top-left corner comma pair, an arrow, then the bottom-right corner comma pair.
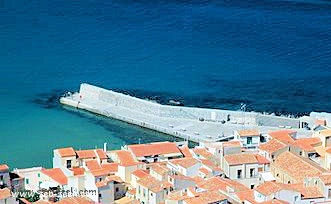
199,159 -> 222,172
272,151 -> 327,183
197,176 -> 248,192
235,189 -> 255,203
57,147 -> 76,157
57,196 -> 94,204
238,129 -> 260,137
293,137 -> 321,152
128,142 -> 181,157
41,168 -> 68,185
85,160 -> 101,171
76,150 -> 97,159
259,139 -> 287,154
101,163 -> 118,173
199,167 -> 210,175
255,182 -> 282,196
169,158 -> 199,168
132,169 -> 149,178
223,140 -> 242,147
115,150 -> 136,166
179,146 -> 193,158
96,149 -> 108,159
0,188 -> 11,200
254,154 -> 270,164
71,167 -> 85,176
150,163 -> 170,176
318,173 -> 331,185
0,164 -> 9,172
183,190 -> 227,204
224,153 -> 258,165
268,130 -> 296,144
193,148 -> 213,159
137,175 -> 172,193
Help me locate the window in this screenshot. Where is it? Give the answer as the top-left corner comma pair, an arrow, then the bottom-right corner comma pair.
251,185 -> 254,189
116,187 -> 119,192
39,181 -> 42,186
247,137 -> 252,144
37,173 -> 40,178
237,170 -> 242,179
98,193 -> 102,198
0,175 -> 3,181
299,151 -> 302,156
250,169 -> 255,177
143,189 -> 146,197
25,179 -> 29,185
138,186 -> 141,194
66,160 -> 72,168
150,192 -> 153,197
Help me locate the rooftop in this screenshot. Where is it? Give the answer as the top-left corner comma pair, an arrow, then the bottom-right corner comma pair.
238,129 -> 260,137
272,151 -> 327,183
41,168 -> 68,185
137,175 -> 172,193
259,139 -> 287,154
128,141 -> 181,157
224,153 -> 258,165
268,130 -> 296,144
76,150 -> 97,159
56,147 -> 76,157
169,157 -> 199,168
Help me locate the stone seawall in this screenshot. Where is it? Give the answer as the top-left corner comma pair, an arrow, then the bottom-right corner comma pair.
60,83 -> 302,143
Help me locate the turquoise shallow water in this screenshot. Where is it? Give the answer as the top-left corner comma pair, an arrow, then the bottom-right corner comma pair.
1,0 -> 331,168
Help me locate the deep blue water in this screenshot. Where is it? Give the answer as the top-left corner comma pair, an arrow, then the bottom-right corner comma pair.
0,0 -> 331,168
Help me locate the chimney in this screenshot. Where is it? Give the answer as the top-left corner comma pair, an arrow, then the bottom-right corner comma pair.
103,142 -> 107,152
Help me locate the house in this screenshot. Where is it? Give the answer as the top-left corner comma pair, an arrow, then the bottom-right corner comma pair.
167,158 -> 201,177
182,190 -> 228,204
254,154 -> 270,172
292,137 -> 321,158
268,130 -> 296,144
0,165 -> 10,189
131,169 -> 149,188
0,188 -> 15,204
136,175 -> 173,204
254,181 -> 283,202
259,139 -> 288,162
149,163 -> 170,181
53,147 -> 78,169
223,153 -> 259,189
167,174 -> 195,190
39,168 -> 68,191
199,159 -> 223,177
13,167 -> 43,192
235,129 -> 260,149
313,129 -> 331,148
254,181 -> 324,204
271,151 -> 327,184
305,173 -> 331,200
127,142 -> 183,163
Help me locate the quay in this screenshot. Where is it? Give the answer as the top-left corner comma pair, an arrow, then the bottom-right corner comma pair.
60,83 -> 314,143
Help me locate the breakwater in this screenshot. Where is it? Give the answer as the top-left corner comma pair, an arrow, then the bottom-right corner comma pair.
60,84 -> 306,143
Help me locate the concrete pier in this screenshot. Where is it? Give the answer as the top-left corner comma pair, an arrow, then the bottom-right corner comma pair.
60,83 -> 312,143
